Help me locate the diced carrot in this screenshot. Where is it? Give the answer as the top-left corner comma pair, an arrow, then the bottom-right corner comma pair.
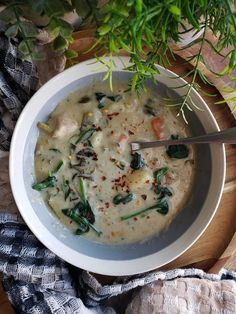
151,117 -> 164,140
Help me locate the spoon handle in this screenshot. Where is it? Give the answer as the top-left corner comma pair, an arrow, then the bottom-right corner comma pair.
131,127 -> 236,151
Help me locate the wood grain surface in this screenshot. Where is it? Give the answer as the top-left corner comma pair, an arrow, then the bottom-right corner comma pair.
163,58 -> 236,273
0,31 -> 236,313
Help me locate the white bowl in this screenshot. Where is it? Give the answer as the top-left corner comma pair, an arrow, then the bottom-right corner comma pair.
10,57 -> 226,276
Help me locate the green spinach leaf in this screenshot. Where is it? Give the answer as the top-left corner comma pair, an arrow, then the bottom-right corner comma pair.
95,92 -> 106,108
32,176 -> 57,191
75,128 -> 96,144
130,152 -> 145,170
62,179 -> 71,201
52,160 -> 64,174
166,135 -> 189,159
113,193 -> 135,205
62,205 -> 101,236
143,99 -> 157,116
49,148 -> 61,153
32,160 -> 63,191
107,94 -> 122,102
154,186 -> 173,199
120,198 -> 169,221
154,167 -> 168,184
95,92 -> 122,108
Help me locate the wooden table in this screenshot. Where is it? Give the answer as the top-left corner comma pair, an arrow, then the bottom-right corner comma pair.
164,57 -> 236,272
0,45 -> 236,313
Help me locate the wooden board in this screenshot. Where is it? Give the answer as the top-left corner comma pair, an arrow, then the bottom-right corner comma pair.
164,58 -> 236,272
0,31 -> 236,312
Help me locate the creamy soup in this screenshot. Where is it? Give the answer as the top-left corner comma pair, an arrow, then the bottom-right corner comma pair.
33,82 -> 195,244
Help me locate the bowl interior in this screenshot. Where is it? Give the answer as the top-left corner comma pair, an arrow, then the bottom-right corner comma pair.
23,71 -> 212,260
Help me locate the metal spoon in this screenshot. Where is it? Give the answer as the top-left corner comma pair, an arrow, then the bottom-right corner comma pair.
130,127 -> 236,151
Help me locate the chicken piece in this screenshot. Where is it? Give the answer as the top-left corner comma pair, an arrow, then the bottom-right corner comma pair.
52,113 -> 78,139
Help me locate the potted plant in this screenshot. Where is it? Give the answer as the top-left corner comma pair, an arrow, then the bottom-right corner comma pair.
0,0 -> 236,118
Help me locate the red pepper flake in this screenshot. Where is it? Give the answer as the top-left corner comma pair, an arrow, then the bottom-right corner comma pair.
145,180 -> 150,184
69,220 -> 72,224
110,130 -> 114,135
83,143 -> 88,147
107,112 -> 119,118
128,130 -> 134,135
108,113 -> 119,121
105,202 -> 110,208
101,176 -> 107,181
133,217 -> 138,221
141,194 -> 147,200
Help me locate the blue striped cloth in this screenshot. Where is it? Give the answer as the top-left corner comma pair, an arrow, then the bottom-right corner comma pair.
1,213 -> 236,313
0,31 -> 38,151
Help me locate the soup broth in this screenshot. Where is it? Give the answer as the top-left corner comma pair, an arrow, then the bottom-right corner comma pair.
34,82 -> 195,244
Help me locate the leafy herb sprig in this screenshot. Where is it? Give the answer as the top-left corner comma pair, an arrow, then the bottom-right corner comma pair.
2,1 -> 236,115
94,0 -> 236,118
0,0 -> 77,60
